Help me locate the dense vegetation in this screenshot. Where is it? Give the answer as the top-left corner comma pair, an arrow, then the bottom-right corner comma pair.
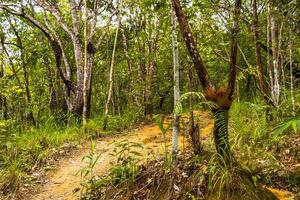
0,0 -> 299,199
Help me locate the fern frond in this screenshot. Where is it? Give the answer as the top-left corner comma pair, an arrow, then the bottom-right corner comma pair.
273,116 -> 300,136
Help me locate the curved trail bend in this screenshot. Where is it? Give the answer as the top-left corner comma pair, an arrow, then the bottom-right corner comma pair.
30,115 -> 213,200
25,112 -> 291,200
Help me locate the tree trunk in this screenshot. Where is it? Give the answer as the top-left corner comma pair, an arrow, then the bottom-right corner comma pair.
9,19 -> 35,124
38,34 -> 57,110
171,8 -> 180,155
103,20 -> 120,130
252,0 -> 273,106
2,97 -> 8,119
144,16 -> 159,121
269,2 -> 280,108
171,0 -> 241,165
171,0 -> 211,90
188,68 -> 201,156
83,0 -> 88,124
44,55 -> 57,110
190,123 -> 201,156
0,51 -> 7,119
87,52 -> 95,118
120,26 -> 138,106
144,62 -> 156,121
138,33 -> 147,108
278,20 -> 285,101
212,109 -> 232,162
289,28 -> 296,116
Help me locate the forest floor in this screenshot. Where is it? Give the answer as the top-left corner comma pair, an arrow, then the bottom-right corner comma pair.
24,111 -> 213,200
3,111 -> 294,200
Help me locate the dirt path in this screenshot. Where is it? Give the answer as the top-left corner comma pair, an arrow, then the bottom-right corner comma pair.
30,115 -> 213,200
28,113 -> 292,200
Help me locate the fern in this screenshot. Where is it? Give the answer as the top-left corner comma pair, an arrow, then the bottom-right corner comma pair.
273,116 -> 300,136
174,91 -> 218,116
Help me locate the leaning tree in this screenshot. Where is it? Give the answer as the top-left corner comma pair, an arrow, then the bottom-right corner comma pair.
171,0 -> 242,164
171,1 -> 279,198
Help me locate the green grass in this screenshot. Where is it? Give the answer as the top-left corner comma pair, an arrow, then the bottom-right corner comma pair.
228,101 -> 300,190
0,116 -> 86,194
0,108 -> 142,195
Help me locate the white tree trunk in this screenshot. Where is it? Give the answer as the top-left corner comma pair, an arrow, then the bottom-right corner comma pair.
83,0 -> 88,124
171,8 -> 180,155
278,20 -> 285,100
289,29 -> 296,115
270,4 -> 280,108
103,18 -> 120,130
267,10 -> 274,104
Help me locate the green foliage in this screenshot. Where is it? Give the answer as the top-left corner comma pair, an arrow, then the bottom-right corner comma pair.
229,102 -> 284,172
79,142 -> 100,178
78,141 -> 101,193
0,151 -> 28,194
174,92 -> 205,116
81,140 -> 143,199
0,0 -> 299,197
174,92 -> 220,117
230,102 -> 268,142
108,140 -> 143,185
208,153 -> 234,197
0,115 -> 88,194
153,114 -> 173,168
98,108 -> 143,131
273,116 -> 300,136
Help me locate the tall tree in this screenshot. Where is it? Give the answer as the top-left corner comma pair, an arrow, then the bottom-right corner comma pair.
103,14 -> 121,130
144,14 -> 160,121
0,47 -> 7,119
251,0 -> 274,106
120,26 -> 137,106
269,1 -> 281,108
171,0 -> 242,163
4,19 -> 35,123
83,0 -> 89,124
188,68 -> 201,156
38,33 -> 57,110
289,28 -> 296,116
0,0 -> 112,117
171,7 -> 180,155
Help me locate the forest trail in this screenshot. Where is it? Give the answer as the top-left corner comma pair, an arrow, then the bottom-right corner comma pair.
30,112 -> 213,200
28,112 -> 291,200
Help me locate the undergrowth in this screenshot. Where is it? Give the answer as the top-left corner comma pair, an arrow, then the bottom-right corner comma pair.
80,101 -> 300,199
230,102 -> 300,193
0,115 -> 85,195
81,151 -> 279,200
80,140 -> 144,200
0,108 -> 142,196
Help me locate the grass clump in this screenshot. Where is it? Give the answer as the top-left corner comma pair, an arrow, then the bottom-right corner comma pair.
0,107 -> 143,197
81,151 -> 278,200
80,140 -> 143,200
0,115 -> 90,196
229,102 -> 300,193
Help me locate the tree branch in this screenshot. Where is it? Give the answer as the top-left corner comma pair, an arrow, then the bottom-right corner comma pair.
171,0 -> 211,90
0,5 -> 73,92
68,0 -> 80,36
37,1 -> 77,44
227,0 -> 242,99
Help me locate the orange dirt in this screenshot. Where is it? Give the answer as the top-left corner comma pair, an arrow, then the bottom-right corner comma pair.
13,111 -> 292,200
28,113 -> 212,200
266,187 -> 294,200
